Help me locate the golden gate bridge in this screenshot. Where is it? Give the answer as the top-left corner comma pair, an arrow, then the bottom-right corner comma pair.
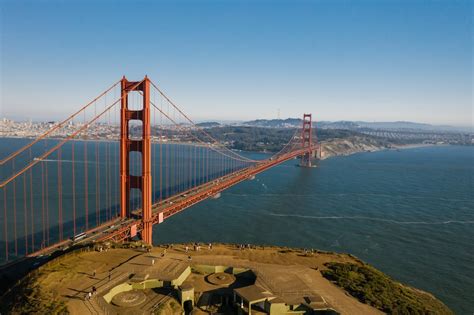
0,76 -> 318,263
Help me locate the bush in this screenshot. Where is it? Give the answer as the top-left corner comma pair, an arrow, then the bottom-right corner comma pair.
321,262 -> 452,315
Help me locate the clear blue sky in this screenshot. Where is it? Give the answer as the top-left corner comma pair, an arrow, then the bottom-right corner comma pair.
0,0 -> 472,126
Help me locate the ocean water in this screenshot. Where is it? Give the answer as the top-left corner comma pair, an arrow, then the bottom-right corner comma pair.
0,139 -> 472,313
153,145 -> 474,314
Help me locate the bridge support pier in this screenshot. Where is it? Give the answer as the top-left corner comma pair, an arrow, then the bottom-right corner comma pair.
120,76 -> 153,244
300,114 -> 313,167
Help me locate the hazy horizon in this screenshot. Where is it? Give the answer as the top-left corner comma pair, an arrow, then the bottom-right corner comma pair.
2,115 -> 472,130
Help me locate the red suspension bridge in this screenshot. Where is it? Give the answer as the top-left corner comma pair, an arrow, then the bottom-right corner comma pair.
0,76 -> 318,263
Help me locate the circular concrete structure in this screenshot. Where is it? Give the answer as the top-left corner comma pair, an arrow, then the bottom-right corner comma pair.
206,272 -> 236,286
111,290 -> 147,307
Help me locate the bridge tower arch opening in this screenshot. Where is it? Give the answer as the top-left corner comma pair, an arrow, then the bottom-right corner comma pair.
120,76 -> 153,244
300,113 -> 313,167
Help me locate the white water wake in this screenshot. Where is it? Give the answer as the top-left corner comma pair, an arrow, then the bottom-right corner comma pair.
267,213 -> 474,225
225,193 -> 474,203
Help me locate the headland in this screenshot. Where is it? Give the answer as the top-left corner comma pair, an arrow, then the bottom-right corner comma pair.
0,242 -> 452,314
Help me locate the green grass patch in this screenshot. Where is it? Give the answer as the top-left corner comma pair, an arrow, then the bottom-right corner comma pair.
321,262 -> 452,315
0,275 -> 68,314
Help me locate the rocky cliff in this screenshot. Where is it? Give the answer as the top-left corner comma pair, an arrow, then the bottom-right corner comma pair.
320,136 -> 391,160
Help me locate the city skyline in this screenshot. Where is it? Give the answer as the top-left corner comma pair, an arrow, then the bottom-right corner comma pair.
0,0 -> 472,126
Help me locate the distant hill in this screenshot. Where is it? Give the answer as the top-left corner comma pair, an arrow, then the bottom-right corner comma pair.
355,121 -> 432,130
241,119 -> 469,133
318,121 -> 362,130
196,121 -> 221,128
242,118 -> 302,128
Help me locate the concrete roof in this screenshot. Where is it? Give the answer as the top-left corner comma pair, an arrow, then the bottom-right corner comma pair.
151,259 -> 189,281
305,295 -> 329,310
234,284 -> 274,303
129,273 -> 150,282
268,297 -> 286,304
305,295 -> 325,304
179,283 -> 194,291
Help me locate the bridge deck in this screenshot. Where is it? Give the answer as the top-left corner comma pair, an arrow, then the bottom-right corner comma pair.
27,146 -> 315,258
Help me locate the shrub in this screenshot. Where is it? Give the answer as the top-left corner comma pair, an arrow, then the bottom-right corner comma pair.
321,262 -> 452,315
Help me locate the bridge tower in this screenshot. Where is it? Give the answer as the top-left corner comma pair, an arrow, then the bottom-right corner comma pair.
301,113 -> 313,167
120,76 -> 153,244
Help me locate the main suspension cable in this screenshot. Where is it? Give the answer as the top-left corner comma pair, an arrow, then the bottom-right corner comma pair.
149,80 -> 257,163
0,80 -> 144,188
0,80 -> 121,165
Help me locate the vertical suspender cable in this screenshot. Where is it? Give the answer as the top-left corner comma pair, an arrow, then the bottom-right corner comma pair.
96,140 -> 99,226
84,135 -> 89,230
115,106 -> 119,218
179,141 -> 182,193
194,143 -> 197,186
189,143 -> 191,190
153,106 -> 156,204
23,174 -> 27,255
172,137 -> 175,196
105,96 -> 109,221
72,141 -> 76,236
95,99 -> 99,226
29,148 -> 34,252
176,141 -> 179,193
58,148 -> 63,241
41,162 -> 45,248
166,124 -> 169,198
115,105 -> 118,218
3,187 -> 8,261
220,150 -> 223,178
45,156 -> 49,246
159,118 -> 163,202
165,137 -> 168,199
105,133 -> 109,221
13,176 -> 17,256
198,146 -> 200,185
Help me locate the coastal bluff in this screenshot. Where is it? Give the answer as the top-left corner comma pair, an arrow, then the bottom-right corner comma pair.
320,136 -> 391,160
0,242 -> 452,314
